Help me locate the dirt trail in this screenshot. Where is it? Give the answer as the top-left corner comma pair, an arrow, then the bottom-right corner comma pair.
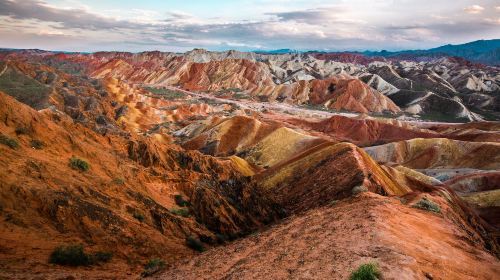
162,86 -> 464,126
163,86 -> 358,119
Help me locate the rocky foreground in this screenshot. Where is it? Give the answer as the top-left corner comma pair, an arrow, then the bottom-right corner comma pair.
0,49 -> 499,279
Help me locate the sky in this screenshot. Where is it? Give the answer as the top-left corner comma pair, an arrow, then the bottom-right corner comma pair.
0,0 -> 499,52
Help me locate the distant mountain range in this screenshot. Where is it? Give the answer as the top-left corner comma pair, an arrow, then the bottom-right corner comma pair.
362,39 -> 500,66
257,39 -> 500,66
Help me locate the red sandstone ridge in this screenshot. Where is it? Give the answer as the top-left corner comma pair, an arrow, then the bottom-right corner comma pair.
284,115 -> 436,146
157,193 -> 500,280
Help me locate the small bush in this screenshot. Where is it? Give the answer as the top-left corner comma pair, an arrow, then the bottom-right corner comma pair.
112,177 -> 125,185
141,258 -> 166,277
70,157 -> 90,171
215,233 -> 226,244
412,198 -> 441,213
349,262 -> 381,280
169,208 -> 190,217
92,251 -> 113,263
49,244 -> 113,266
174,194 -> 189,207
49,244 -> 91,266
133,212 -> 145,222
0,134 -> 19,149
15,127 -> 30,135
186,236 -> 205,252
352,185 -> 368,195
30,139 -> 44,149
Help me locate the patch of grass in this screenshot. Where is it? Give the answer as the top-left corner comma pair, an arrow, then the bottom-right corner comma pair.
133,212 -> 145,222
141,258 -> 166,277
169,208 -> 190,217
174,194 -> 190,207
412,198 -> 441,213
330,200 -> 339,206
30,139 -> 44,149
69,157 -> 90,171
349,262 -> 381,280
0,67 -> 50,109
0,134 -> 19,149
186,236 -> 205,252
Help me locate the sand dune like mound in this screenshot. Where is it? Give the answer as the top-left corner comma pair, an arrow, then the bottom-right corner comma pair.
364,138 -> 500,170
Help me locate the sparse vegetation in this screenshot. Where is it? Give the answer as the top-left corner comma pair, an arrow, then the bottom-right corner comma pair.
30,139 -> 44,149
349,262 -> 381,280
15,126 -> 30,135
49,244 -> 112,267
174,194 -> 190,207
330,200 -> 339,206
186,236 -> 205,252
70,157 -> 90,171
133,212 -> 145,222
232,93 -> 251,99
92,251 -> 113,263
144,87 -> 185,100
412,197 -> 441,213
112,177 -> 125,185
141,258 -> 166,277
169,208 -> 190,217
352,185 -> 368,195
0,134 -> 19,149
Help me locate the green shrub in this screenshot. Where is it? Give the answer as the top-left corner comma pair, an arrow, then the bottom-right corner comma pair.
141,258 -> 166,277
349,262 -> 381,280
186,236 -> 205,252
49,244 -> 91,266
133,212 -> 145,222
174,194 -> 189,207
15,127 -> 30,135
30,139 -> 44,149
0,134 -> 19,149
412,198 -> 441,213
169,208 -> 190,217
92,251 -> 113,263
112,177 -> 125,185
49,244 -> 113,266
70,157 -> 90,171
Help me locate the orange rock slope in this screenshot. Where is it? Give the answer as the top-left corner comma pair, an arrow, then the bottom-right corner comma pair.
157,193 -> 500,280
0,92 -> 280,278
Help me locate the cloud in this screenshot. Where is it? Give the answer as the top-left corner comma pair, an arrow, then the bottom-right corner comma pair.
463,5 -> 484,14
0,0 -> 154,30
0,0 -> 499,52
